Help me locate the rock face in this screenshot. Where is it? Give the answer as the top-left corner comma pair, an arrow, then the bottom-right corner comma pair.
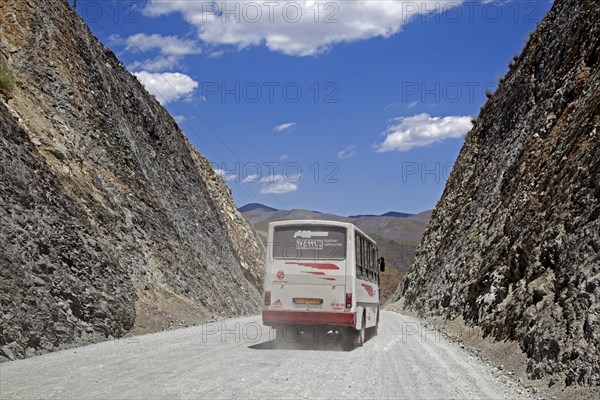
393,0 -> 600,387
0,0 -> 263,360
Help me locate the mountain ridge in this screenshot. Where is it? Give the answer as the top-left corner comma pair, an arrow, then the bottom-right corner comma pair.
238,203 -> 279,213
240,203 -> 431,243
350,211 -> 413,218
239,202 -> 418,219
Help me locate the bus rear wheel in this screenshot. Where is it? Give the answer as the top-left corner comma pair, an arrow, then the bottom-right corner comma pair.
274,326 -> 285,346
353,313 -> 366,347
368,308 -> 379,338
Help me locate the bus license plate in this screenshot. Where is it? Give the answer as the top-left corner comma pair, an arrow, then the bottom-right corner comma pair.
293,297 -> 323,305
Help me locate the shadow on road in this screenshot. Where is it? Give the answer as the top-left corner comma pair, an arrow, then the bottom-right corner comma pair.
249,338 -> 355,352
248,329 -> 375,352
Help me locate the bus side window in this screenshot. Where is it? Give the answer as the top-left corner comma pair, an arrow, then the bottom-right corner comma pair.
371,244 -> 376,282
363,237 -> 368,280
359,235 -> 365,279
369,242 -> 374,282
360,235 -> 366,280
364,239 -> 369,280
373,249 -> 377,282
355,234 -> 362,279
371,249 -> 375,282
370,245 -> 376,282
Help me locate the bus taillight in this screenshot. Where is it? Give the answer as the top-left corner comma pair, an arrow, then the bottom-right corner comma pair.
264,291 -> 271,306
345,293 -> 352,308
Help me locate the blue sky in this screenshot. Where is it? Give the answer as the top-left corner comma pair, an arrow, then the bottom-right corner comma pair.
81,0 -> 552,215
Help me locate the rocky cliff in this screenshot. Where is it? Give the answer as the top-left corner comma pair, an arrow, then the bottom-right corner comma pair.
392,0 -> 599,387
0,0 -> 263,360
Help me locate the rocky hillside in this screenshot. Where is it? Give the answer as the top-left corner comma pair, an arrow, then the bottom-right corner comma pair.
0,0 -> 263,360
392,0 -> 600,387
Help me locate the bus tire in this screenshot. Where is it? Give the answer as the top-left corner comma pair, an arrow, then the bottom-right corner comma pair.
368,323 -> 378,339
372,308 -> 379,337
354,313 -> 366,347
274,325 -> 286,346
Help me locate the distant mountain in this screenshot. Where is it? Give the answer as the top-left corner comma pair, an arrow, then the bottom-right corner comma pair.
241,207 -> 343,226
238,203 -> 279,213
381,211 -> 413,218
240,204 -> 431,243
240,203 -> 419,233
349,211 -> 412,218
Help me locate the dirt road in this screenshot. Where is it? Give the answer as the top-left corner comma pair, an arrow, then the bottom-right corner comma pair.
0,311 -> 534,399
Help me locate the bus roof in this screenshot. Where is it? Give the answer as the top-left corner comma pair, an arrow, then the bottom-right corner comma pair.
268,219 -> 377,246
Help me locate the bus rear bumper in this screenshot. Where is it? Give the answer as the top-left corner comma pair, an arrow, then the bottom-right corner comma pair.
262,310 -> 355,327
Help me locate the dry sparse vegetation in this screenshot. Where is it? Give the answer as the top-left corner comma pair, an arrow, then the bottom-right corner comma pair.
0,57 -> 15,93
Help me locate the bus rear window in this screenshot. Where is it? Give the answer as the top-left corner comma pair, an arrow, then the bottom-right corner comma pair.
272,225 -> 347,260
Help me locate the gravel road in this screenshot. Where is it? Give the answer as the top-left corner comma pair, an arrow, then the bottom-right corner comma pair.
0,311 -> 535,399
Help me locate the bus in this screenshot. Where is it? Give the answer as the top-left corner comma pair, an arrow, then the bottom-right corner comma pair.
261,220 -> 385,347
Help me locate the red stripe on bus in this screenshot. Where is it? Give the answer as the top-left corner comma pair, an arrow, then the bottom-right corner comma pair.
302,271 -> 326,275
362,283 -> 375,297
263,310 -> 355,326
320,278 -> 336,281
285,262 -> 340,270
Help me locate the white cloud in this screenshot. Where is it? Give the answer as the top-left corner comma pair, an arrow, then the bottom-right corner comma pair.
128,56 -> 180,72
259,174 -> 299,194
273,122 -> 296,133
134,71 -> 199,105
385,100 -> 419,111
143,1 -> 464,57
125,33 -> 200,56
215,168 -> 237,182
241,174 -> 259,183
338,145 -> 356,159
108,34 -> 124,46
173,115 -> 186,123
208,50 -> 225,58
278,154 -> 289,161
376,113 -> 472,152
116,33 -> 201,72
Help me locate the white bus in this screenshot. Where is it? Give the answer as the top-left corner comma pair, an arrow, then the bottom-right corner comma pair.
262,220 -> 385,347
